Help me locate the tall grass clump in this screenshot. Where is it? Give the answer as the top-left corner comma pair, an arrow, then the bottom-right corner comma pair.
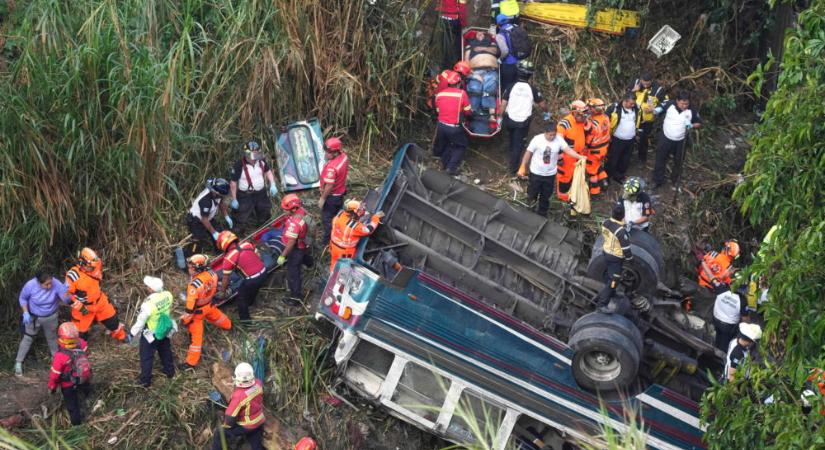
0,0 -> 428,316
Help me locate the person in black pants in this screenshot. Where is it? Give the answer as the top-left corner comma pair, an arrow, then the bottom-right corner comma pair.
596,203 -> 632,307
651,91 -> 702,188
605,93 -> 640,183
517,123 -> 582,217
130,276 -> 176,387
437,0 -> 466,69
628,73 -> 666,164
500,60 -> 550,174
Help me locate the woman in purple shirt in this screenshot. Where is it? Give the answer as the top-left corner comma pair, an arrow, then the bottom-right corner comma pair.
14,269 -> 70,376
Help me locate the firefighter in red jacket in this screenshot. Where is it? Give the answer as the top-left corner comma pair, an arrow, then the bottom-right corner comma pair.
276,194 -> 314,305
212,362 -> 265,450
433,71 -> 472,175
318,137 -> 349,244
437,0 -> 467,69
48,322 -> 91,426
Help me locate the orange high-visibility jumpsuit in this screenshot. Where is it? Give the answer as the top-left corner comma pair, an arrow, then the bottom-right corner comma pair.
698,251 -> 734,289
329,211 -> 382,272
183,270 -> 232,366
585,112 -> 611,195
65,262 -> 126,340
556,113 -> 589,201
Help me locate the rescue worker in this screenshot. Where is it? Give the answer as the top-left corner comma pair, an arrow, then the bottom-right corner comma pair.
48,322 -> 91,426
584,98 -> 610,195
433,71 -> 472,176
628,73 -> 666,164
276,194 -> 314,305
725,323 -> 762,383
495,14 -> 521,92
212,362 -> 265,450
651,91 -> 702,189
14,268 -> 71,376
605,93 -> 639,183
517,123 -> 584,217
318,137 -> 349,245
556,100 -> 591,201
182,254 -> 232,368
217,231 -> 267,323
186,178 -> 232,253
500,60 -> 550,174
329,199 -> 384,272
713,287 -> 749,351
437,0 -> 467,70
65,248 -> 128,342
596,203 -> 632,307
427,62 -> 472,109
698,240 -> 740,291
229,140 -> 279,234
621,177 -> 655,232
130,276 -> 176,387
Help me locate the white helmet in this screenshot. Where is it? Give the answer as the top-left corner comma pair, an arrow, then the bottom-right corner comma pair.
233,362 -> 255,388
739,323 -> 763,342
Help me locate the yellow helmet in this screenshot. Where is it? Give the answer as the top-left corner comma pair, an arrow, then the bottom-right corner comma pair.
345,199 -> 364,215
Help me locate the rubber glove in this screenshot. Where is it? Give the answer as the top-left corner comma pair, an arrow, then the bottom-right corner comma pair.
22,311 -> 32,325
543,112 -> 551,121
225,216 -> 234,229
212,231 -> 220,241
277,255 -> 286,266
516,165 -> 527,178
230,198 -> 239,210
269,184 -> 278,197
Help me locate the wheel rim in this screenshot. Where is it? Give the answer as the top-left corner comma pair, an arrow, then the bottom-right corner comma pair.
621,266 -> 641,293
579,350 -> 622,382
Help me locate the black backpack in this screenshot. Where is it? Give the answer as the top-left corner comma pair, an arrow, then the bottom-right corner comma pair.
507,25 -> 532,60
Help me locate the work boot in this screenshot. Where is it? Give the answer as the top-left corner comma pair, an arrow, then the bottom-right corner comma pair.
13,362 -> 22,377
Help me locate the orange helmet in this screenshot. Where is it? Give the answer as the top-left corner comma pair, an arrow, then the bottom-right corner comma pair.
187,254 -> 209,271
58,322 -> 79,347
324,137 -> 342,152
587,98 -> 605,112
443,70 -> 461,86
294,437 -> 317,450
281,193 -> 302,211
345,199 -> 364,216
78,248 -> 99,266
724,239 -> 740,259
570,100 -> 588,113
216,231 -> 238,252
453,60 -> 471,77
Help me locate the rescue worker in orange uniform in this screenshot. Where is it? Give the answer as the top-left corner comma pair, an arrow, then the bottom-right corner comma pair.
65,248 -> 128,342
585,98 -> 610,195
181,254 -> 231,368
556,100 -> 591,201
329,200 -> 384,272
698,240 -> 740,291
277,194 -> 314,305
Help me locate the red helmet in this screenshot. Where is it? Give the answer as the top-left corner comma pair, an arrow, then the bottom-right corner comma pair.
453,60 -> 471,77
294,437 -> 317,450
281,193 -> 302,211
216,231 -> 238,252
58,322 -> 79,344
324,137 -> 342,152
443,70 -> 461,86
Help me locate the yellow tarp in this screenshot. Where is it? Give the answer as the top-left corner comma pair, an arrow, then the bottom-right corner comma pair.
519,2 -> 640,36
569,158 -> 591,215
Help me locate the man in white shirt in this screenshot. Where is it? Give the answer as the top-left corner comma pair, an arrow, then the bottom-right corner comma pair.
713,288 -> 747,351
186,178 -> 231,253
651,91 -> 702,188
517,123 -> 584,216
229,140 -> 279,234
500,60 -> 550,174
605,93 -> 639,183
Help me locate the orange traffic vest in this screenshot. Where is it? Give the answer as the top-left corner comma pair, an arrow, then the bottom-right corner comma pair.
556,113 -> 588,182
698,252 -> 733,288
65,264 -> 106,304
330,212 -> 380,249
586,113 -> 611,156
186,270 -> 217,311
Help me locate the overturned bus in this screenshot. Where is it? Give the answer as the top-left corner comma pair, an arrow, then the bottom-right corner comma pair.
315,144 -> 713,449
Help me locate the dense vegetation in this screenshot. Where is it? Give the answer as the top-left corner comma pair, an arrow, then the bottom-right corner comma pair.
702,0 -> 825,447
0,0 -> 427,306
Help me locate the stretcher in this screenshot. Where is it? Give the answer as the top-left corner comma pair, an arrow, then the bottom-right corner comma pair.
210,214 -> 287,308
274,119 -> 326,192
461,27 -> 502,138
519,2 -> 640,37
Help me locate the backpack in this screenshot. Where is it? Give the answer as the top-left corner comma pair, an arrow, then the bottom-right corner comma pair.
60,348 -> 92,385
506,25 -> 532,60
153,313 -> 174,340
